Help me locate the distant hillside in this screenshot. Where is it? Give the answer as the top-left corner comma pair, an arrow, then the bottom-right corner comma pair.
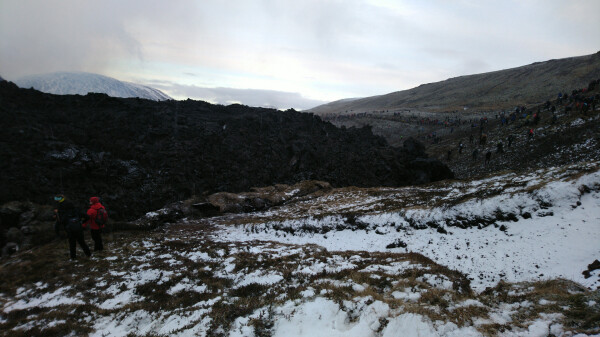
309,52 -> 600,115
14,72 -> 171,101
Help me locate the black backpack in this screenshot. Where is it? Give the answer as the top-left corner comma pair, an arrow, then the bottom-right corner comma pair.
96,207 -> 108,226
67,216 -> 82,232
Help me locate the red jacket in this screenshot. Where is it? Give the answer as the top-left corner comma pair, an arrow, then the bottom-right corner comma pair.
85,197 -> 105,230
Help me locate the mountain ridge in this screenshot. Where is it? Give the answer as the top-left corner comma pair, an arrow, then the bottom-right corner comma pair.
308,52 -> 600,115
14,71 -> 172,101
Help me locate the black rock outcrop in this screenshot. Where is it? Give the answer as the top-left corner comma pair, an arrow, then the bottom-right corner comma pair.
0,81 -> 453,220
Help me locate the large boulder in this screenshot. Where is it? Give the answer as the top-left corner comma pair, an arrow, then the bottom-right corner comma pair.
19,210 -> 35,226
127,180 -> 334,230
403,137 -> 426,156
0,201 -> 60,255
0,201 -> 26,228
208,180 -> 332,214
207,193 -> 246,214
409,158 -> 455,184
2,242 -> 18,256
6,227 -> 23,244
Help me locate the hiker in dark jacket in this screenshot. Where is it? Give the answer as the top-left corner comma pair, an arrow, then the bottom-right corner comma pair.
485,151 -> 492,166
54,195 -> 91,260
480,133 -> 487,146
84,196 -> 106,251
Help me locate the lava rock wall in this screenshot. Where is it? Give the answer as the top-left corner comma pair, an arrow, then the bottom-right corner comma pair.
0,81 -> 453,220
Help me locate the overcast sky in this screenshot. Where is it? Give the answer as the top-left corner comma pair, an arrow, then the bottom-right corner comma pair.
1,0 -> 599,110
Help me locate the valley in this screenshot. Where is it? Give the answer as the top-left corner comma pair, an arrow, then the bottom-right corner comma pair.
1,54 -> 599,336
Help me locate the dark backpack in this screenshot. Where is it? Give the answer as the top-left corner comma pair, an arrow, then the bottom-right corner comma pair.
96,207 -> 108,226
67,217 -> 82,232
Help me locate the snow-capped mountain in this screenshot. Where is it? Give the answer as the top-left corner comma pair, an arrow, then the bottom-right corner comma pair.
14,71 -> 171,101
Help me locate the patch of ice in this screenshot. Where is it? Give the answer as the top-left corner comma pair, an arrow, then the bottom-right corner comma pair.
571,118 -> 585,126
361,261 -> 416,275
167,278 -> 207,295
300,288 -> 316,297
352,284 -> 366,292
499,313 -> 564,337
450,299 -> 486,311
269,298 -> 481,337
391,289 -> 422,301
187,250 -> 213,262
271,298 -> 389,337
3,287 -> 84,312
417,274 -> 453,290
98,289 -> 138,310
285,189 -> 300,196
236,270 -> 283,287
145,211 -> 159,218
90,310 -> 154,337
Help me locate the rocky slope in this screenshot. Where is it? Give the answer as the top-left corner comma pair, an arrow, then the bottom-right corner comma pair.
0,81 -> 451,223
424,82 -> 600,180
309,52 -> 600,115
318,75 -> 600,184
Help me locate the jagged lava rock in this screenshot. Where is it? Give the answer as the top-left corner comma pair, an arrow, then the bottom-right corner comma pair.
0,81 -> 453,220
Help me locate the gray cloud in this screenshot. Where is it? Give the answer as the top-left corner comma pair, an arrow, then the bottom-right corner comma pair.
1,0 -> 599,105
151,82 -> 326,111
0,1 -> 144,79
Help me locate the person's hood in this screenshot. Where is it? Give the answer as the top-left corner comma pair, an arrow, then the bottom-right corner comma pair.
90,197 -> 100,204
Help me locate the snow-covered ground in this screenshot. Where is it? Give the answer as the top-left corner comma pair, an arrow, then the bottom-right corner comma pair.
219,191 -> 600,292
1,161 -> 599,336
217,162 -> 600,292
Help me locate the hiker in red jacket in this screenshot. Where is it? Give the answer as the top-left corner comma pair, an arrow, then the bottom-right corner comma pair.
85,196 -> 106,251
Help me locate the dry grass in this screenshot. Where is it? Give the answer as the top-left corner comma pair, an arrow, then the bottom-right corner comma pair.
206,160 -> 600,236
1,222 -> 599,337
